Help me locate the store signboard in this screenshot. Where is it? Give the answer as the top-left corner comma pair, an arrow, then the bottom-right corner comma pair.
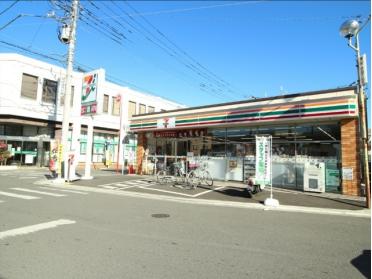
178,129 -> 206,138
157,117 -> 175,129
154,131 -> 178,138
255,136 -> 272,185
81,69 -> 105,116
153,129 -> 207,138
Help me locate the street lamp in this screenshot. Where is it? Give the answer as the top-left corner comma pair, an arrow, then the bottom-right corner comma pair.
339,16 -> 370,208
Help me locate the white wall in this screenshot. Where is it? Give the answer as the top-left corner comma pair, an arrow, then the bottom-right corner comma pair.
0,53 -> 185,131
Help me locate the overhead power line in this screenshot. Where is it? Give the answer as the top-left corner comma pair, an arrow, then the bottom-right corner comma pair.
124,1 -> 240,92
78,2 -> 230,100
0,0 -> 19,17
108,1 -> 238,100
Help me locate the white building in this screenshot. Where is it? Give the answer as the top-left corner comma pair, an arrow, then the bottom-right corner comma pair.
0,53 -> 185,167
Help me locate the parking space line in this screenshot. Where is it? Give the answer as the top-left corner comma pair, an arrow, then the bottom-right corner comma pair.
138,186 -> 196,197
11,188 -> 66,197
0,191 -> 40,200
191,186 -> 226,197
0,219 -> 76,240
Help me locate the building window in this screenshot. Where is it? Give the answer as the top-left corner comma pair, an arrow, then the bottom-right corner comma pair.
42,79 -> 58,104
60,86 -> 74,107
21,73 -> 38,100
103,94 -> 109,113
112,96 -> 120,116
148,106 -> 155,113
128,101 -> 136,118
139,104 -> 146,114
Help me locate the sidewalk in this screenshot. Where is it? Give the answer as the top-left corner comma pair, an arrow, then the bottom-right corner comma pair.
63,169 -> 369,212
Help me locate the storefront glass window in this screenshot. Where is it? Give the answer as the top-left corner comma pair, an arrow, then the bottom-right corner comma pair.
5,125 -> 22,136
226,127 -> 257,157
141,122 -> 342,193
206,129 -> 226,157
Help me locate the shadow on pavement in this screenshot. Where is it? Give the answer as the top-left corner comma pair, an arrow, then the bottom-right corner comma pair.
351,250 -> 371,279
212,184 -> 365,210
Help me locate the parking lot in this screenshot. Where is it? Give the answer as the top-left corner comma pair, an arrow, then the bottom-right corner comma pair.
66,170 -> 366,211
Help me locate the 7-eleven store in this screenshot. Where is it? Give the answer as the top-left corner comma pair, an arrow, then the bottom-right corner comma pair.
129,86 -> 363,196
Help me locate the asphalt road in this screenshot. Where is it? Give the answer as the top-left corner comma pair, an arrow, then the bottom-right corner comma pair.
0,169 -> 370,279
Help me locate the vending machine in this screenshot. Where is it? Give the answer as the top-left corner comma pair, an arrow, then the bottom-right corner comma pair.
303,161 -> 325,193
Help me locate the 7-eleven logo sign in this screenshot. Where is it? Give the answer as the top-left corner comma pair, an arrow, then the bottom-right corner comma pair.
157,117 -> 175,129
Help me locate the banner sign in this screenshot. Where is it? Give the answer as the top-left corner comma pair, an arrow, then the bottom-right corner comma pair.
255,136 -> 272,185
57,144 -> 63,175
49,140 -> 59,173
153,129 -> 207,138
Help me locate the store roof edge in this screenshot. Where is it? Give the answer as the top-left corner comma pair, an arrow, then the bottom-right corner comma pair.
132,86 -> 357,118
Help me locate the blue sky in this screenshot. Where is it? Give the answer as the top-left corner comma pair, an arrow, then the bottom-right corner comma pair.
0,1 -> 370,111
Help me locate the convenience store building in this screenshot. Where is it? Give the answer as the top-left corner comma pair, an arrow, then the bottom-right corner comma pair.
130,86 -> 364,196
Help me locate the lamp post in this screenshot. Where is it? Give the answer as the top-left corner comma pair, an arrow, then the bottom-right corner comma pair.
339,17 -> 370,208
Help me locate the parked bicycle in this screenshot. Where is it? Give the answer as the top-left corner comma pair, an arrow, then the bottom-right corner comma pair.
187,157 -> 213,189
156,162 -> 194,189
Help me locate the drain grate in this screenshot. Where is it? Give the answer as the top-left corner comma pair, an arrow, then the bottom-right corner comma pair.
151,213 -> 170,218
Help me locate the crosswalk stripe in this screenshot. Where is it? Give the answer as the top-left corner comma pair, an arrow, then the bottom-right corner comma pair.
0,219 -> 76,240
11,188 -> 66,197
39,187 -> 88,195
0,191 -> 40,200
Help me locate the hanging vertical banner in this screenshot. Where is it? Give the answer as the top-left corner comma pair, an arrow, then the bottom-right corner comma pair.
49,140 -> 59,173
255,135 -> 272,185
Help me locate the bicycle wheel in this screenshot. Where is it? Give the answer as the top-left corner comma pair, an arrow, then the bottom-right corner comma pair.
156,170 -> 167,185
187,171 -> 199,189
174,169 -> 185,185
203,171 -> 214,188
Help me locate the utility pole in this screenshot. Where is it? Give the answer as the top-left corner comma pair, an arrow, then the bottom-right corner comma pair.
61,0 -> 79,180
354,35 -> 370,208
340,16 -> 371,208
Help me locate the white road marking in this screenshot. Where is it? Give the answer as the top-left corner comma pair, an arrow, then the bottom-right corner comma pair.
11,188 -> 66,197
19,177 -> 38,179
38,187 -> 88,195
191,186 -> 226,197
0,219 -> 76,240
102,185 -> 119,190
0,191 -> 40,200
138,186 -> 196,197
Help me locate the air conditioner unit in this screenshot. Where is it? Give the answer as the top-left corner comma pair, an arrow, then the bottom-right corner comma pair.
303,162 -> 325,193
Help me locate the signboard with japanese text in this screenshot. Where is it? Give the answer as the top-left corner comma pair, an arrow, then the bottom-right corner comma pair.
255,135 -> 272,185
153,129 -> 207,138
